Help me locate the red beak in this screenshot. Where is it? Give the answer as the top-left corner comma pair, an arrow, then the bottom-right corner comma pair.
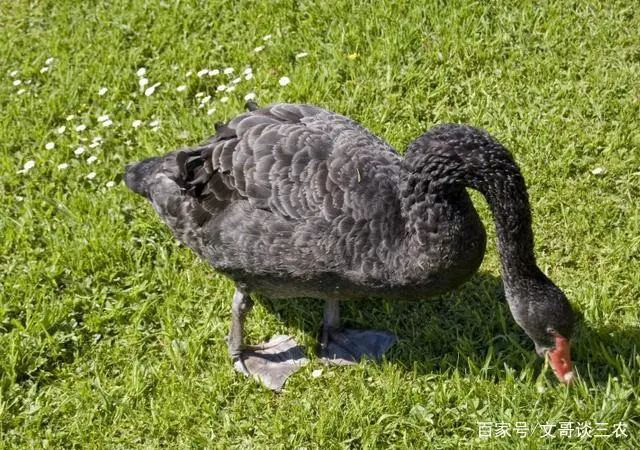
548,335 -> 574,384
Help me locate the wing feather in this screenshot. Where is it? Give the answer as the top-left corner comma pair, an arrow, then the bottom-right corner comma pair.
182,104 -> 401,223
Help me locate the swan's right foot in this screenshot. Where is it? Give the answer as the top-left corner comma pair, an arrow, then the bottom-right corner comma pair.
317,300 -> 397,365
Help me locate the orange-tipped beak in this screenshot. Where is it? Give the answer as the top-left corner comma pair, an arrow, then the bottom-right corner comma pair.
549,335 -> 574,384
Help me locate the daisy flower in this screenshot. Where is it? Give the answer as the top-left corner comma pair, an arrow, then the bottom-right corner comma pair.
279,76 -> 291,86
144,82 -> 160,96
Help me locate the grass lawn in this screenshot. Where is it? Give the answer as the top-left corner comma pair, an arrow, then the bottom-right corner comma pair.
1,0 -> 639,447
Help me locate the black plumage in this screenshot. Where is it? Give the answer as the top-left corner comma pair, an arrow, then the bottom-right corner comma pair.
125,103 -> 575,389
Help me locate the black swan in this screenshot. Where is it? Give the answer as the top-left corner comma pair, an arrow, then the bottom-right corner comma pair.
124,102 -> 575,391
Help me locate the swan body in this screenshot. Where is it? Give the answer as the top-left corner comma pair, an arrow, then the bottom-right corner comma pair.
125,103 -> 575,389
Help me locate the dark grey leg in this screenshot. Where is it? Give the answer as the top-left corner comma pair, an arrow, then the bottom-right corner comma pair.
227,284 -> 308,392
321,299 -> 340,350
319,299 -> 397,365
228,286 -> 254,375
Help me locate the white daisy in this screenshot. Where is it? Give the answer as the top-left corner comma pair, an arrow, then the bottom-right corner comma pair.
197,68 -> 209,77
57,163 -> 68,170
176,85 -> 187,92
149,120 -> 159,127
244,92 -> 256,101
97,114 -> 109,122
74,146 -> 86,156
136,67 -> 147,77
89,142 -> 100,149
23,160 -> 35,171
87,155 -> 98,164
102,119 -> 113,127
56,126 -> 66,134
45,57 -> 54,65
195,92 -> 205,98
139,77 -> 149,89
144,82 -> 160,96
254,45 -> 265,53
225,85 -> 236,92
75,124 -> 87,132
106,181 -> 115,188
87,172 -> 96,180
185,71 -> 193,77
45,142 -> 55,150
216,85 -> 226,92
263,34 -> 272,41
66,115 -> 75,121
231,77 -> 241,84
10,70 -> 19,77
201,95 -> 211,103
223,67 -> 234,75
278,76 -> 291,86
13,79 -> 22,86
132,119 -> 142,128
98,87 -> 108,96
220,96 -> 229,103
591,167 -> 606,175
244,73 -> 253,81
209,69 -> 220,76
40,66 -> 49,73
17,88 -> 26,95
295,52 -> 309,59
207,108 -> 216,115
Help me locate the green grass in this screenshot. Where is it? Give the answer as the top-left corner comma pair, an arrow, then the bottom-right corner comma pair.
1,0 -> 639,447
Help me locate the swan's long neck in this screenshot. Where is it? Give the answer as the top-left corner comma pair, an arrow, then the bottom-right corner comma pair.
402,124 -> 540,284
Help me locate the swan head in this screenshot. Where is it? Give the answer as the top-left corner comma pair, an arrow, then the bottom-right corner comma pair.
505,275 -> 575,384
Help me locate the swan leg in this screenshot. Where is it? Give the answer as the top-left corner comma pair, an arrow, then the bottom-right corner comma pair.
318,299 -> 397,365
228,285 -> 308,392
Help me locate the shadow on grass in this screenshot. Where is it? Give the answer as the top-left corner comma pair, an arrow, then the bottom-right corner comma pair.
259,271 -> 639,386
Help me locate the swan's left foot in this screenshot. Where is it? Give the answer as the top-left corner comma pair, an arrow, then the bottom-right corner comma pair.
318,300 -> 397,365
229,285 -> 307,392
